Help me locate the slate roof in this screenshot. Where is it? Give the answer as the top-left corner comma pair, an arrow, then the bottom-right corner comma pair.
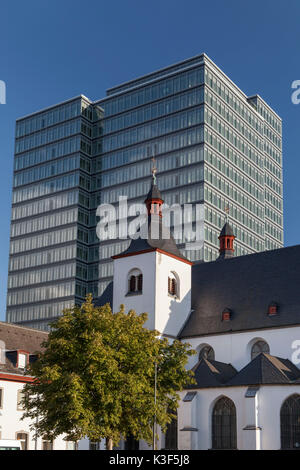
180,244 -> 300,338
228,354 -> 300,386
145,182 -> 163,201
95,282 -> 113,309
0,322 -> 48,375
219,222 -> 235,237
186,354 -> 300,389
113,214 -> 187,261
187,358 -> 237,388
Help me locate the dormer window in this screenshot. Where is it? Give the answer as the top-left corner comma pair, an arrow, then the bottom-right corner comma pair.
127,269 -> 143,295
268,302 -> 278,316
222,308 -> 231,321
5,350 -> 29,369
168,272 -> 179,298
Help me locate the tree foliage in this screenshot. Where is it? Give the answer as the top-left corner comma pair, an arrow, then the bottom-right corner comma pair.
22,295 -> 196,446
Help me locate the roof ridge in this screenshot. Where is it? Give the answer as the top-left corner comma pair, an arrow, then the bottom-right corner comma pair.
0,321 -> 48,335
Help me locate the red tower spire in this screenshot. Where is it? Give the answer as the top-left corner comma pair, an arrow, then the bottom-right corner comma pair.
218,223 -> 235,259
218,206 -> 235,260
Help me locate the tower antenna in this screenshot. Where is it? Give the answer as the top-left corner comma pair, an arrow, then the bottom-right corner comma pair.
224,204 -> 230,223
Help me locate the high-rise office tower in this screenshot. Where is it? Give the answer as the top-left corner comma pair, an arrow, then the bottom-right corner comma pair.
6,54 -> 283,330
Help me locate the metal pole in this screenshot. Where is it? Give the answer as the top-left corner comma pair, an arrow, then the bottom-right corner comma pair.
153,362 -> 157,450
35,415 -> 38,450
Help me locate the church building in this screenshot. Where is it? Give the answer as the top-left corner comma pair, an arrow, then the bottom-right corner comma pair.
96,177 -> 300,451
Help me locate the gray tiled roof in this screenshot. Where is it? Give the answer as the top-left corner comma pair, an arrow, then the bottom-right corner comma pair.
145,182 -> 163,202
186,354 -> 300,389
227,353 -> 300,386
180,244 -> 300,338
187,358 -> 237,388
115,215 -> 186,260
219,222 -> 234,237
95,282 -> 113,309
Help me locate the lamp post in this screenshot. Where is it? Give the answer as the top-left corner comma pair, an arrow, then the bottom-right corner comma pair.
152,362 -> 157,450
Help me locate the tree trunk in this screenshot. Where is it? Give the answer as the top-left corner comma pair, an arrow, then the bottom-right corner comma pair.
107,438 -> 113,450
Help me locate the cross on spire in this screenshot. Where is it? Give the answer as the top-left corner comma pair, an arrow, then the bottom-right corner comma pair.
151,156 -> 157,185
224,204 -> 230,223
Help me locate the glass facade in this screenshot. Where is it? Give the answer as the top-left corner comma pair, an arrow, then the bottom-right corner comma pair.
6,96 -> 95,329
6,54 -> 283,329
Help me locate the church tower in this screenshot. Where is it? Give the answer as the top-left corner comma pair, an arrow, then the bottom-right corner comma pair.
111,172 -> 192,337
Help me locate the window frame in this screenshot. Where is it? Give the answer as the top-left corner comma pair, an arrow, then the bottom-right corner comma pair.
127,269 -> 143,295
212,396 -> 237,450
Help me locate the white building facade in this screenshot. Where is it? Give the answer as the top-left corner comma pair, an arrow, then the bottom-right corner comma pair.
0,322 -> 75,450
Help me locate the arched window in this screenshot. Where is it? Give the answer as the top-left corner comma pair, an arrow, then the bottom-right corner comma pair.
164,409 -> 178,449
212,397 -> 237,450
251,340 -> 270,360
168,272 -> 179,298
281,394 -> 300,449
199,345 -> 215,361
127,269 -> 143,294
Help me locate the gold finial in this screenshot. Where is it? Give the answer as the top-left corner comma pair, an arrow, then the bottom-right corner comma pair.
151,156 -> 157,185
224,205 -> 230,223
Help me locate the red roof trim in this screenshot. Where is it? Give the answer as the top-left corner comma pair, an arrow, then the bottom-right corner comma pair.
156,248 -> 193,265
112,247 -> 193,265
145,197 -> 164,203
0,372 -> 34,383
112,248 -> 155,259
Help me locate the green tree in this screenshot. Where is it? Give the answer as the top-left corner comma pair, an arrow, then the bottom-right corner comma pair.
22,295 -> 196,449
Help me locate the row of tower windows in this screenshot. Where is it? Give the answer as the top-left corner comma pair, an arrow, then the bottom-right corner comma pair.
127,269 -> 179,298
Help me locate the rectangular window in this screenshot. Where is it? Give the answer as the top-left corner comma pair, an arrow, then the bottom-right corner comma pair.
42,441 -> 53,450
66,441 -> 76,450
18,353 -> 27,369
16,432 -> 28,450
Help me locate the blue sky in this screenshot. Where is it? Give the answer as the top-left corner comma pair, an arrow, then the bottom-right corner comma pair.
0,0 -> 299,321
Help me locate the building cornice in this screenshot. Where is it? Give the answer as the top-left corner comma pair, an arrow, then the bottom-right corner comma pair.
0,372 -> 34,383
112,247 -> 193,265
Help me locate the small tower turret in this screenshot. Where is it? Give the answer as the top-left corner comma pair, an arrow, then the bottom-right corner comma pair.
218,222 -> 235,259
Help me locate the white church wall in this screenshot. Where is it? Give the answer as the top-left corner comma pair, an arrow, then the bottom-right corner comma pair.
154,251 -> 191,337
178,387 -> 246,450
258,385 -> 300,450
184,325 -> 300,371
113,251 -> 157,329
113,250 -> 192,336
178,384 -> 300,450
